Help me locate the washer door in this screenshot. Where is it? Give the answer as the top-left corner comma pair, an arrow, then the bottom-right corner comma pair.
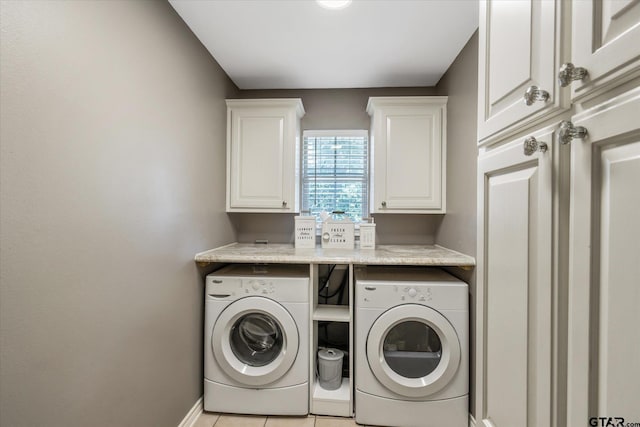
212,297 -> 299,386
366,304 -> 461,397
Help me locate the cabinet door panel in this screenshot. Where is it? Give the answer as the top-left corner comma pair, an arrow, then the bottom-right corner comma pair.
487,1 -> 532,105
384,113 -> 440,209
232,115 -> 284,207
478,0 -> 564,145
571,0 -> 640,100
567,88 -> 640,426
477,129 -> 554,427
485,168 -> 533,427
598,142 -> 640,417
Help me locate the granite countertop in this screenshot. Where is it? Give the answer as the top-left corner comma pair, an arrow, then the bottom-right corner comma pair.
195,243 -> 475,267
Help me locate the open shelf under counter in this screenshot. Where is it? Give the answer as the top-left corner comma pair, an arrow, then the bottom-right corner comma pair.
313,305 -> 350,322
312,378 -> 351,417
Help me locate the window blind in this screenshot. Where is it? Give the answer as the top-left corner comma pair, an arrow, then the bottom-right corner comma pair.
302,130 -> 369,222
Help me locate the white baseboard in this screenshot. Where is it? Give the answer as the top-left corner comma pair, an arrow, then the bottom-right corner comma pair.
177,396 -> 203,427
469,413 -> 477,427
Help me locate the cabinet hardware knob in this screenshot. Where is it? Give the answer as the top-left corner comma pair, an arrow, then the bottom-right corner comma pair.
523,85 -> 550,105
558,63 -> 588,87
282,201 -> 287,207
558,120 -> 588,145
523,136 -> 548,156
381,201 -> 387,207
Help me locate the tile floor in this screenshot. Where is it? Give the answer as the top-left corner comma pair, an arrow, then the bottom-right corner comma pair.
193,413 -> 378,427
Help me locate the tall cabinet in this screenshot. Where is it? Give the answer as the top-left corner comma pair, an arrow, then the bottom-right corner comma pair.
477,123 -> 563,427
476,1 -> 640,426
566,88 -> 640,427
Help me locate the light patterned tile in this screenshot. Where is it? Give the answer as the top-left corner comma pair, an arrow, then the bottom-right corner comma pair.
315,416 -> 359,427
265,415 -> 316,427
214,414 -> 267,427
193,412 -> 220,427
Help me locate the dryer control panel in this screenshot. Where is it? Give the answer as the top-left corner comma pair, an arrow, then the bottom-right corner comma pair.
359,283 -> 436,305
399,285 -> 433,302
355,267 -> 467,311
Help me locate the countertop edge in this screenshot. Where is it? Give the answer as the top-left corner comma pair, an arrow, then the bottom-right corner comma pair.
194,243 -> 475,267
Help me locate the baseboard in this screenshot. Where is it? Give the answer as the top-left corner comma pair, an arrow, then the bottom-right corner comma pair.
469,413 -> 477,427
177,396 -> 203,427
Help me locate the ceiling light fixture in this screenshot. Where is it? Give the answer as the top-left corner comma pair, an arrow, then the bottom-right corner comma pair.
316,0 -> 352,10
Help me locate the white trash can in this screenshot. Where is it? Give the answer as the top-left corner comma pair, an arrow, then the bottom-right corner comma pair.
317,348 -> 344,390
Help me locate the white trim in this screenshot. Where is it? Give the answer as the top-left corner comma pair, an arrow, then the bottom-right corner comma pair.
302,129 -> 368,138
177,396 -> 203,427
469,413 -> 476,427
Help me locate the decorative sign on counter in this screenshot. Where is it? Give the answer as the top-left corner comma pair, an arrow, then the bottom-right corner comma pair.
295,216 -> 317,249
359,221 -> 376,249
321,218 -> 355,249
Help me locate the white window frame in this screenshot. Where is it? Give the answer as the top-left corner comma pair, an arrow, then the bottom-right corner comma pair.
301,129 -> 370,230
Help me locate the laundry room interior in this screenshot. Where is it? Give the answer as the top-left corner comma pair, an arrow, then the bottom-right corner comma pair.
1,1 -> 639,427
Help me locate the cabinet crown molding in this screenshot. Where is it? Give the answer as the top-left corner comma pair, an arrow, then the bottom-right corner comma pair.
366,96 -> 448,116
226,98 -> 305,117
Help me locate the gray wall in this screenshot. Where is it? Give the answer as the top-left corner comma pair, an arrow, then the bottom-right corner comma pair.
435,30 -> 479,415
435,31 -> 478,259
233,87 -> 443,244
0,2 -> 237,426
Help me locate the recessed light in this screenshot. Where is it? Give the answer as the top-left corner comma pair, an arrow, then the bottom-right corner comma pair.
316,0 -> 352,10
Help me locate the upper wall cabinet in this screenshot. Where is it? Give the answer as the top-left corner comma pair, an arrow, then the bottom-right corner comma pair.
477,0 -> 569,146
570,0 -> 640,101
226,99 -> 304,213
367,97 -> 447,214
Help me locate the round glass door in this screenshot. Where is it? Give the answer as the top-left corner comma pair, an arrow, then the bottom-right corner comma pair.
230,313 -> 283,367
212,297 -> 299,386
383,320 -> 442,378
367,305 -> 461,397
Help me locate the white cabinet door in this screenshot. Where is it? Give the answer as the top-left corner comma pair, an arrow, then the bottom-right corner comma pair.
567,87 -> 640,427
226,99 -> 304,213
476,125 -> 558,427
478,0 -> 567,146
367,97 -> 447,214
570,0 -> 640,101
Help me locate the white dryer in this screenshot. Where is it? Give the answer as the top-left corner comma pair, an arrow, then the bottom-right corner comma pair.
204,264 -> 309,415
355,267 -> 468,427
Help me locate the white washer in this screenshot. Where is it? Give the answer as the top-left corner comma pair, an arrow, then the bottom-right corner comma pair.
355,267 -> 468,427
204,264 -> 309,415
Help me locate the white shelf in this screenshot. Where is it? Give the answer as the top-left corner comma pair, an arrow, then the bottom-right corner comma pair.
313,305 -> 350,322
312,378 -> 351,417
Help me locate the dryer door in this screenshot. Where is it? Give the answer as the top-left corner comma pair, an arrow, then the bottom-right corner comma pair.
366,304 -> 461,397
211,297 -> 299,386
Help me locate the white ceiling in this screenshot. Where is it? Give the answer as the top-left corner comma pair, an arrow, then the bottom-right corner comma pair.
169,0 -> 478,90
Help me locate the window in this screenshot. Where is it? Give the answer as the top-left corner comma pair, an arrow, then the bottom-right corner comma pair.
302,130 -> 369,223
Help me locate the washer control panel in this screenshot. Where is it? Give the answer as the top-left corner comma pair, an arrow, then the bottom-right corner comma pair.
205,265 -> 309,303
243,279 -> 275,295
